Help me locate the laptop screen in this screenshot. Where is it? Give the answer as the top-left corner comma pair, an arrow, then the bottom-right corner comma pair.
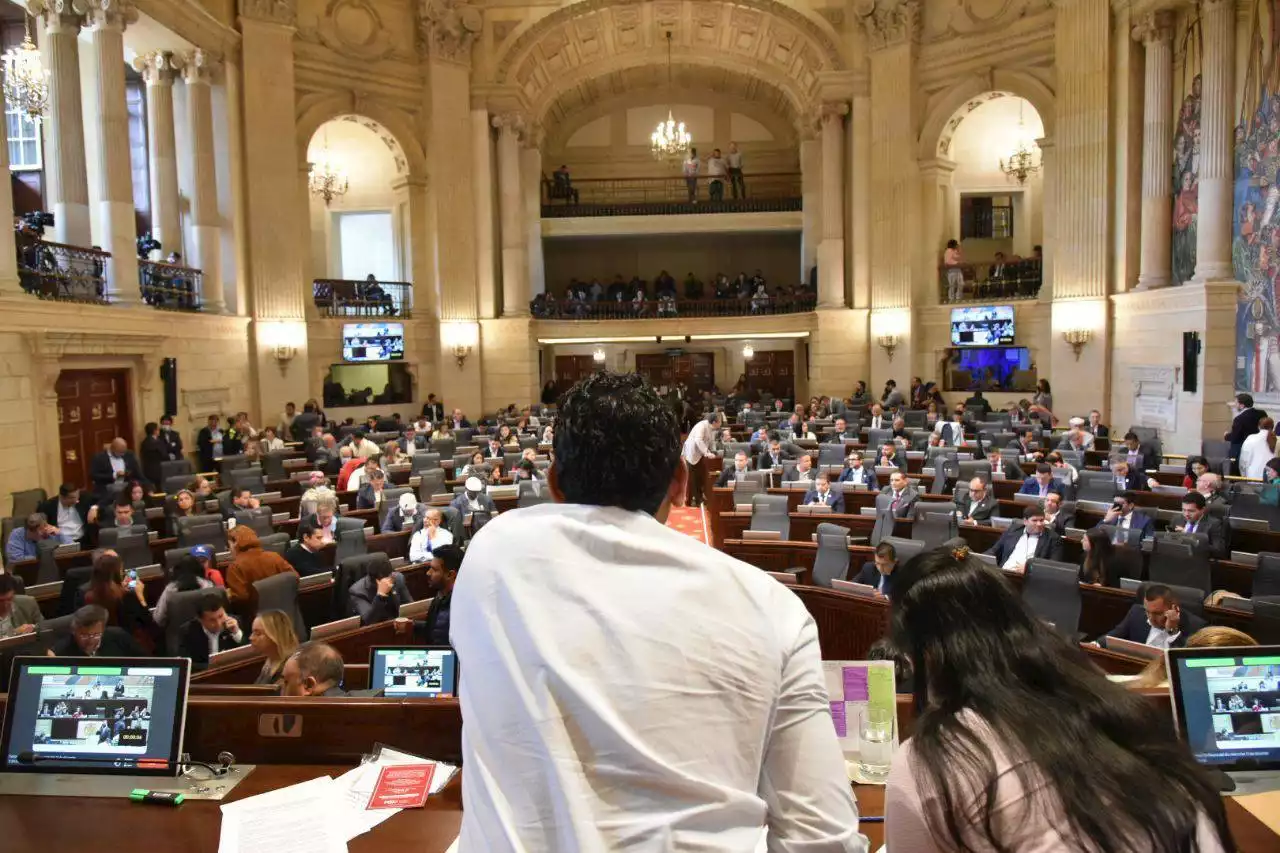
1167,646 -> 1280,771
1,657 -> 191,776
368,646 -> 459,698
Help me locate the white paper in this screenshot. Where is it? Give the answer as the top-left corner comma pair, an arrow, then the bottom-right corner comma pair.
218,775 -> 345,853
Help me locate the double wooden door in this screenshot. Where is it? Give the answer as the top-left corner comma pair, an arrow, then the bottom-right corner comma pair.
635,352 -> 716,395
57,370 -> 132,489
744,350 -> 795,401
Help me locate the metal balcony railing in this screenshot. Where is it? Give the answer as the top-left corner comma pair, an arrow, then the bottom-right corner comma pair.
16,232 -> 110,305
313,279 -> 413,318
541,172 -> 802,218
140,260 -> 203,312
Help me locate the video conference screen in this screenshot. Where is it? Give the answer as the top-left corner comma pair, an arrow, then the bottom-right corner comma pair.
342,322 -> 405,363
369,647 -> 459,698
0,658 -> 189,776
1173,650 -> 1280,768
950,305 -> 1015,346
944,346 -> 1033,392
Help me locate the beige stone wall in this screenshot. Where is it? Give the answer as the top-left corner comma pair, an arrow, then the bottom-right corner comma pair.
915,299 -> 1050,410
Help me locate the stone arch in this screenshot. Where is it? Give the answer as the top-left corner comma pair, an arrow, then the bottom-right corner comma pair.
916,69 -> 1055,160
295,92 -> 426,179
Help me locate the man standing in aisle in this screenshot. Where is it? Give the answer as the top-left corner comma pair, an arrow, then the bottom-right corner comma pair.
706,148 -> 728,202
681,410 -> 721,509
727,141 -> 745,198
682,148 -> 700,203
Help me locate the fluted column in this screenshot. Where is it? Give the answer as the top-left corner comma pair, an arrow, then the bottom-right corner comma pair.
1192,0 -> 1236,282
522,141 -> 545,297
918,158 -> 956,306
134,51 -> 182,256
817,102 -> 848,309
83,0 -> 139,302
1134,13 -> 1174,290
1037,137 -> 1055,302
183,50 -> 224,312
850,92 -> 871,309
493,112 -> 528,317
471,108 -> 497,318
35,2 -> 90,245
0,97 -> 19,295
799,133 -> 821,282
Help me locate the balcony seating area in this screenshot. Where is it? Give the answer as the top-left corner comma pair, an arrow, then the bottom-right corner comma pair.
541,173 -> 801,219
16,231 -> 110,305
532,272 -> 815,319
139,260 -> 204,312
940,257 -> 1043,303
312,278 -> 413,318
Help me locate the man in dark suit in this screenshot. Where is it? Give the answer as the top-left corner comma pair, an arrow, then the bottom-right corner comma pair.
876,443 -> 907,473
852,541 -> 899,598
1087,410 -> 1109,439
987,251 -> 1009,292
1042,492 -> 1075,534
838,452 -> 878,490
178,598 -> 244,669
1225,393 -> 1267,475
1096,491 -> 1156,541
1172,491 -> 1227,558
37,484 -> 97,548
1105,584 -> 1206,649
89,438 -> 147,496
1018,463 -> 1064,499
963,391 -> 991,420
290,403 -> 321,443
878,471 -> 918,519
413,545 -> 461,645
756,438 -> 788,472
985,504 -> 1064,571
51,605 -> 146,657
938,409 -> 966,446
421,393 -> 445,423
802,473 -> 845,514
1109,459 -> 1145,493
826,417 -> 856,443
956,476 -> 998,523
1007,429 -> 1040,459
348,557 -> 413,626
1117,431 -> 1148,474
986,448 -> 1025,481
716,451 -> 752,486
449,408 -> 472,430
284,522 -> 329,576
196,414 -> 225,471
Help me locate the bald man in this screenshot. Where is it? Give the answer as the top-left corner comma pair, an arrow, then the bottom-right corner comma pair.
89,437 -> 147,496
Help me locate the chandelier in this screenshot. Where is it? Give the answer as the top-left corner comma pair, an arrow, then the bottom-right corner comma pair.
999,101 -> 1041,185
308,133 -> 349,206
650,31 -> 690,163
2,17 -> 49,122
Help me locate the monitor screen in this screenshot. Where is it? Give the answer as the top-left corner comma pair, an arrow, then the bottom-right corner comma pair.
0,657 -> 190,776
342,322 -> 404,363
368,647 -> 459,698
950,305 -> 1015,346
1168,646 -> 1280,771
943,346 -> 1034,392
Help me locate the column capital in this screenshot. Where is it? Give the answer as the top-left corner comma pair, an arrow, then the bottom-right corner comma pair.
417,0 -> 481,67
237,0 -> 297,26
917,157 -> 957,180
1131,10 -> 1174,45
81,0 -> 136,30
818,100 -> 851,125
132,51 -> 183,86
23,1 -> 85,28
855,0 -> 918,52
180,49 -> 222,84
491,110 -> 528,138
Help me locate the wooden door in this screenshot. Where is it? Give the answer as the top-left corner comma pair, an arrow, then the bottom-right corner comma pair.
635,352 -> 716,395
553,355 -> 599,393
56,370 -> 133,489
744,350 -> 794,401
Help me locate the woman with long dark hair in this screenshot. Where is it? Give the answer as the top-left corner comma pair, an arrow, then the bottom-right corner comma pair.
885,546 -> 1232,852
1079,527 -> 1119,587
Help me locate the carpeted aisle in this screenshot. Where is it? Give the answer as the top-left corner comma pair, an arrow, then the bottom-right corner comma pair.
666,506 -> 708,544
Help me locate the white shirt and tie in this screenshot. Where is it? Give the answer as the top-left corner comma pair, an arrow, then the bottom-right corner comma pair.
204,622 -> 243,659
870,416 -> 884,430
1003,530 -> 1039,571
812,488 -> 833,505
56,502 -> 83,545
847,466 -> 867,485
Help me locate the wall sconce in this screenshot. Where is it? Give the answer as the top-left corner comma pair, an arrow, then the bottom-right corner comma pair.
877,334 -> 900,362
742,342 -> 754,360
1062,328 -> 1093,361
452,344 -> 472,370
592,346 -> 607,364
271,344 -> 297,375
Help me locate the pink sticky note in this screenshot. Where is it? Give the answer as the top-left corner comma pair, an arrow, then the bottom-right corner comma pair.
843,666 -> 869,702
830,701 -> 847,738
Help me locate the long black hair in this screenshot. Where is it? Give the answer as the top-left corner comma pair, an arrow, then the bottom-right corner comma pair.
170,556 -> 205,593
891,548 -> 1232,853
1080,527 -> 1115,585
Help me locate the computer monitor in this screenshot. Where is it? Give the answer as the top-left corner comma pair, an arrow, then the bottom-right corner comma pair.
367,646 -> 459,698
1167,645 -> 1280,773
0,657 -> 191,777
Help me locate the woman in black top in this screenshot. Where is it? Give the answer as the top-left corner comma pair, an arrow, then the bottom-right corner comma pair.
1079,527 -> 1120,587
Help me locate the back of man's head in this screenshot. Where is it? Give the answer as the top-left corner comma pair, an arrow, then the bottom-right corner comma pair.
551,372 -> 679,515
434,543 -> 463,573
292,642 -> 344,687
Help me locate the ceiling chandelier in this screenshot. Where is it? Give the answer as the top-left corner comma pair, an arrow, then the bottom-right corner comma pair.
650,31 -> 690,163
308,132 -> 349,206
2,16 -> 49,122
999,101 -> 1041,185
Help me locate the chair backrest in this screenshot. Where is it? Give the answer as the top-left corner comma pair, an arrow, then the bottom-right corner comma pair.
114,532 -> 154,571
1023,558 -> 1083,636
410,452 -> 442,473
218,454 -> 252,478
159,459 -> 194,483
335,553 -> 380,617
253,571 -> 308,642
749,494 -> 791,540
901,409 -> 926,428
96,523 -> 149,547
335,526 -> 368,563
811,523 -> 851,588
261,452 -> 289,481
57,566 -> 92,617
881,536 -> 925,565
1252,598 -> 1280,644
867,428 -> 893,450
258,531 -> 291,556
1254,552 -> 1280,598
455,428 -> 476,447
164,546 -> 196,570
957,460 -> 993,483
915,512 -> 956,550
1077,470 -> 1118,502
1148,538 -> 1213,593
416,468 -> 447,500
517,484 -> 550,508
431,437 -> 456,457
732,478 -> 763,506
379,487 -> 412,525
35,538 -> 61,584
10,488 -> 46,519
234,506 -> 275,536
164,587 -> 228,657
163,474 -> 193,495
228,466 -> 266,495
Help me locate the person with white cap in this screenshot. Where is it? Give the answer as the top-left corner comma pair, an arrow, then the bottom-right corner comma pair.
409,507 -> 454,562
383,491 -> 425,534
451,476 -> 497,534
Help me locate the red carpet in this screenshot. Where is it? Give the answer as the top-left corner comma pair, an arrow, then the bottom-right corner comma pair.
666,506 -> 708,543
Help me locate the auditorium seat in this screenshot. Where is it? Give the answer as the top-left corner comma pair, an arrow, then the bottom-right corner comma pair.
1254,553 -> 1280,598
164,587 -> 229,655
750,494 -> 790,540
1023,558 -> 1084,637
811,523 -> 851,588
258,531 -> 291,557
9,488 -> 45,519
159,459 -> 194,484
254,571 -> 308,642
234,506 -> 275,536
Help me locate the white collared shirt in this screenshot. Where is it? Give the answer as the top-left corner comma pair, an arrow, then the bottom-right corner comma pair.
109,454 -> 126,476
1003,532 -> 1039,571
56,502 -> 83,544
452,504 -> 866,853
409,525 -> 454,563
681,420 -> 717,465
1144,622 -> 1181,649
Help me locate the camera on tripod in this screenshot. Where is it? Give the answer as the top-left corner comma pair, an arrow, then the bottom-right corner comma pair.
18,211 -> 54,236
137,233 -> 161,259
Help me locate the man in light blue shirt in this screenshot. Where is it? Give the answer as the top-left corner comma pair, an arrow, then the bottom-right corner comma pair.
5,513 -> 57,563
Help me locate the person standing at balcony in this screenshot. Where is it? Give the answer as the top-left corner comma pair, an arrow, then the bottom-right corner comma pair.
944,239 -> 965,302
706,148 -> 727,202
682,148 -> 700,203
727,141 -> 745,198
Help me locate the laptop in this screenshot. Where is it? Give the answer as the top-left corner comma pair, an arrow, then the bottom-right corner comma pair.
368,646 -> 459,698
1167,645 -> 1280,794
829,579 -> 878,598
1105,637 -> 1163,661
0,657 -> 191,777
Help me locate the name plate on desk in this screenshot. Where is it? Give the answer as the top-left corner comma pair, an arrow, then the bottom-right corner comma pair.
830,579 -> 877,597
742,530 -> 782,542
798,504 -> 833,514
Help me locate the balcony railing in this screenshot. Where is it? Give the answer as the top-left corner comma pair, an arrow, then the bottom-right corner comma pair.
16,232 -> 110,305
541,173 -> 802,218
939,261 -> 1043,303
140,260 -> 203,312
531,291 -> 816,320
313,279 -> 412,318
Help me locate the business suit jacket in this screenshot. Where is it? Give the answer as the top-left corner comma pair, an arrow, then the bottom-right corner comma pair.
89,450 -> 146,494
1095,511 -> 1156,541
284,544 -> 328,577
1017,477 -> 1064,498
716,467 -> 751,487
985,524 -> 1065,565
139,436 -> 167,490
939,421 -> 966,446
289,411 -> 320,442
421,401 -> 445,422
1227,407 -> 1267,449
802,488 -> 845,514
852,563 -> 896,597
756,450 -> 789,471
1175,514 -> 1228,558
2,595 -> 42,634
878,486 -> 919,519
876,454 -> 907,473
988,459 -> 1025,481
1091,424 -> 1110,439
1044,508 -> 1076,535
51,627 -> 144,657
36,496 -> 96,545
882,389 -> 905,409
356,484 -> 391,511
382,507 -> 424,534
1111,467 -> 1145,492
838,466 -> 878,491
197,427 -> 221,471
825,431 -> 856,444
177,618 -> 243,668
957,492 -> 998,522
1106,604 -> 1206,648
348,573 -> 413,626
450,492 -> 496,517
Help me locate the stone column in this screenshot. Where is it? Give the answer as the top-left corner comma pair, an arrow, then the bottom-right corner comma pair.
522,141 -> 545,297
34,2 -> 90,245
1134,12 -> 1174,290
82,0 -> 139,302
918,158 -> 956,305
799,134 -> 822,283
183,50 -> 223,312
471,108 -> 496,319
817,102 -> 848,309
0,96 -> 19,295
134,52 -> 182,257
1037,137 -> 1055,301
1191,0 -> 1236,282
493,112 -> 528,317
849,92 -> 871,309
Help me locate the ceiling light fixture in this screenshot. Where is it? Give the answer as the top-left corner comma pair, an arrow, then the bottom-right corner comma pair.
650,31 -> 691,163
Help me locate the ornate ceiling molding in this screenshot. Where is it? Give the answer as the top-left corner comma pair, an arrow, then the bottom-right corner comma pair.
856,0 -> 919,51
296,0 -> 400,62
238,0 -> 297,27
417,0 -> 482,66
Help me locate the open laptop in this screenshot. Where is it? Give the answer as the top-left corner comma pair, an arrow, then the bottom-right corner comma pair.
368,646 -> 459,698
1,657 -> 191,778
1105,637 -> 1163,661
1167,645 -> 1280,795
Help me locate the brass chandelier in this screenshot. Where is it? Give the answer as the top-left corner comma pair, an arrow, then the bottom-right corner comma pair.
2,16 -> 49,122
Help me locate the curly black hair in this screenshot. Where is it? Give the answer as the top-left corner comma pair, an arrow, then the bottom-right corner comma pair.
552,371 -> 680,514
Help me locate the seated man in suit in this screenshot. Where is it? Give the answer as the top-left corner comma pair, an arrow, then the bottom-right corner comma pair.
178,596 -> 244,669
837,451 -> 877,490
756,438 -> 788,472
985,504 -> 1064,573
1042,491 -> 1074,534
37,484 -> 97,549
866,403 -> 888,431
1118,431 -> 1147,473
716,451 -> 752,486
52,604 -> 145,657
1087,409 -> 1109,439
1057,426 -> 1093,453
356,468 -> 389,511
1044,451 -> 1079,488
936,408 -> 967,446
802,473 -> 845,514
876,442 -> 907,472
985,447 -> 1024,481
1196,472 -> 1229,507
89,437 -> 148,497
1096,490 -> 1156,541
1105,583 -> 1206,650
956,476 -> 998,524
852,541 -> 898,599
1172,491 -> 1227,558
382,491 -> 425,533
1018,463 -> 1064,499
450,477 -> 498,528
1007,429 -> 1041,460
281,641 -> 347,697
284,521 -> 329,577
827,417 -> 856,443
348,554 -> 413,626
880,471 -> 918,519
987,251 -> 1009,291
0,573 -> 41,637
1109,459 -> 1144,493
785,454 -> 818,485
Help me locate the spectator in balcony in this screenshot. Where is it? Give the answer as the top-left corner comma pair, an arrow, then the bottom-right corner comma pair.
608,274 -> 627,301
944,239 -> 964,301
632,285 -> 647,317
551,165 -> 579,204
750,281 -> 770,314
713,273 -> 732,299
360,274 -> 395,316
682,148 -> 700,202
727,141 -> 745,198
733,272 -> 750,298
988,251 -> 1009,295
589,278 -> 603,302
683,272 -> 703,300
706,148 -> 727,201
658,289 -> 678,317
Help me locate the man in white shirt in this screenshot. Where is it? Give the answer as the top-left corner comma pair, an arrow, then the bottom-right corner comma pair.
681,411 -> 722,509
987,505 -> 1063,573
682,148 -> 700,202
868,403 -> 886,431
409,508 -> 454,563
726,141 -> 745,198
351,432 -> 381,460
452,371 -> 866,852
706,148 -> 727,201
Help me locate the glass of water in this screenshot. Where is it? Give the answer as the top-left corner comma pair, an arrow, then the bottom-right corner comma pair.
857,707 -> 893,783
